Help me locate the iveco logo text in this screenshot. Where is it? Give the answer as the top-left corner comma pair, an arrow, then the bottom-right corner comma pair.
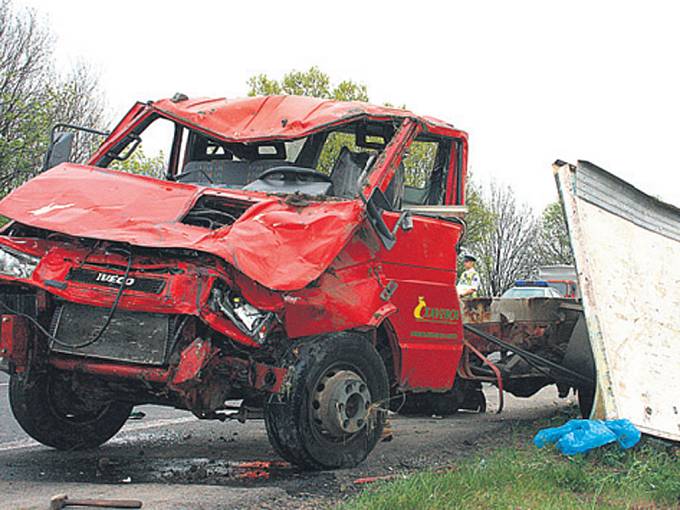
95,273 -> 136,286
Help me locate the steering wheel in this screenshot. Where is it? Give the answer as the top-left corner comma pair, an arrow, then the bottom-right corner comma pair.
256,166 -> 332,184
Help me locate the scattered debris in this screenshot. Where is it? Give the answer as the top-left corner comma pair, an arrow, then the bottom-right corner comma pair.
381,419 -> 394,442
232,460 -> 292,481
128,410 -> 146,421
353,474 -> 402,485
49,494 -> 142,509
236,460 -> 290,469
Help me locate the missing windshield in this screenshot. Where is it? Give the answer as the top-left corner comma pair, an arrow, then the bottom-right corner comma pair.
98,114 -> 399,199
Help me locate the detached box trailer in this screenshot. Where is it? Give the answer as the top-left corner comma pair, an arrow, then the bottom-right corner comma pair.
554,160 -> 680,442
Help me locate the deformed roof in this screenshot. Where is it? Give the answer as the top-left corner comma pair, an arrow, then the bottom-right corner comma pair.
150,95 -> 456,142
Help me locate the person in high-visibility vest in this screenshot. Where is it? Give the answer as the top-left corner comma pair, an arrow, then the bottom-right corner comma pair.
457,254 -> 481,299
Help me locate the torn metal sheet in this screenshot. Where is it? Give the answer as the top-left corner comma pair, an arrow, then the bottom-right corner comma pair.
554,160 -> 680,442
0,164 -> 363,292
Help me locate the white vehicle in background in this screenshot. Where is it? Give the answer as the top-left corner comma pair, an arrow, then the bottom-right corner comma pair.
500,280 -> 563,299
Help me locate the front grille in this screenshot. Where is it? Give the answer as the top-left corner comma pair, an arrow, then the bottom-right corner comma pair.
50,303 -> 180,366
0,285 -> 37,318
67,268 -> 166,294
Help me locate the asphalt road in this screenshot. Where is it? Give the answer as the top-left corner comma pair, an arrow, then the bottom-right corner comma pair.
0,372 -> 576,510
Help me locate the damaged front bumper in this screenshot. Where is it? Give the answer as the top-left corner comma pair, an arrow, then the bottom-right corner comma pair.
0,236 -> 290,414
0,235 -> 283,346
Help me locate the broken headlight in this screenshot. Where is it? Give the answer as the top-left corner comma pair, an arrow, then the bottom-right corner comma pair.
210,283 -> 276,344
0,245 -> 40,279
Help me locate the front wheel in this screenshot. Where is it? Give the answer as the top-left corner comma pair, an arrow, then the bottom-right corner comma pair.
9,370 -> 133,450
264,332 -> 389,470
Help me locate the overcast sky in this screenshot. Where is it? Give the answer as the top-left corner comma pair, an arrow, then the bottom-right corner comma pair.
15,0 -> 680,210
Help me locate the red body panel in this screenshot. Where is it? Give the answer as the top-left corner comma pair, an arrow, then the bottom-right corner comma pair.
379,213 -> 464,390
0,315 -> 30,372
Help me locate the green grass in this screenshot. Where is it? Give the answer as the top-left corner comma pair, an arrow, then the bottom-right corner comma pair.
347,413 -> 680,510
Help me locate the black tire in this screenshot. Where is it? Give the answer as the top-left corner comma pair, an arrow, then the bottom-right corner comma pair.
264,332 -> 389,470
578,385 -> 595,418
9,371 -> 132,450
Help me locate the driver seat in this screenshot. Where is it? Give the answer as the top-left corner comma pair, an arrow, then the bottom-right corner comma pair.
329,147 -> 372,198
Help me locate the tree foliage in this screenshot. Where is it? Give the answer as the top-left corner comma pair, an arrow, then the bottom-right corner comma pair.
247,66 -> 436,183
461,189 -> 576,296
247,66 -> 368,102
109,148 -> 166,179
463,178 -> 494,248
467,183 -> 539,296
248,66 -> 371,176
535,201 -> 574,265
0,0 -> 107,195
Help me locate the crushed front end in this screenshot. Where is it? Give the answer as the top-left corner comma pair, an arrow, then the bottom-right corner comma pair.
0,222 -> 291,419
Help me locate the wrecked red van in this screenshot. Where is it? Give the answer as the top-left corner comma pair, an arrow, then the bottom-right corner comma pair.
0,94 -> 478,469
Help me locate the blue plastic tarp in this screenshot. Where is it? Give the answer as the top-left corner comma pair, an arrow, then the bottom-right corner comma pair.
534,419 -> 641,455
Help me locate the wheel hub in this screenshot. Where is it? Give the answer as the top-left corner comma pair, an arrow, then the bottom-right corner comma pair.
313,369 -> 372,437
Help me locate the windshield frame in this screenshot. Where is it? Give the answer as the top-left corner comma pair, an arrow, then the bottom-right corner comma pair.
89,106 -> 418,200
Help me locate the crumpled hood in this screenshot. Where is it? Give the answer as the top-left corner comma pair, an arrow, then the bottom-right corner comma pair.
0,164 -> 365,291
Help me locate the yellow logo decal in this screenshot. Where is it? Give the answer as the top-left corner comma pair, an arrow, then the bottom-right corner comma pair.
413,296 -> 427,319
413,296 -> 459,323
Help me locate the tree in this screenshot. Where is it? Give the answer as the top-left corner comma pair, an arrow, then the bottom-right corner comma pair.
247,67 -> 438,180
468,183 -> 539,296
248,66 -> 371,174
463,178 -> 494,247
535,201 -> 574,266
49,63 -> 107,164
109,148 -> 166,179
247,65 -> 368,102
0,0 -> 107,195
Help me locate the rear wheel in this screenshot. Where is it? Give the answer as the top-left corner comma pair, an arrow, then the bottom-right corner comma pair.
9,370 -> 132,450
577,385 -> 595,418
264,332 -> 389,470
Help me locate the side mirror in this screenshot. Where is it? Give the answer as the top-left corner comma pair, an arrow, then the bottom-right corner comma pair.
41,123 -> 110,172
364,188 -> 411,250
43,131 -> 74,171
